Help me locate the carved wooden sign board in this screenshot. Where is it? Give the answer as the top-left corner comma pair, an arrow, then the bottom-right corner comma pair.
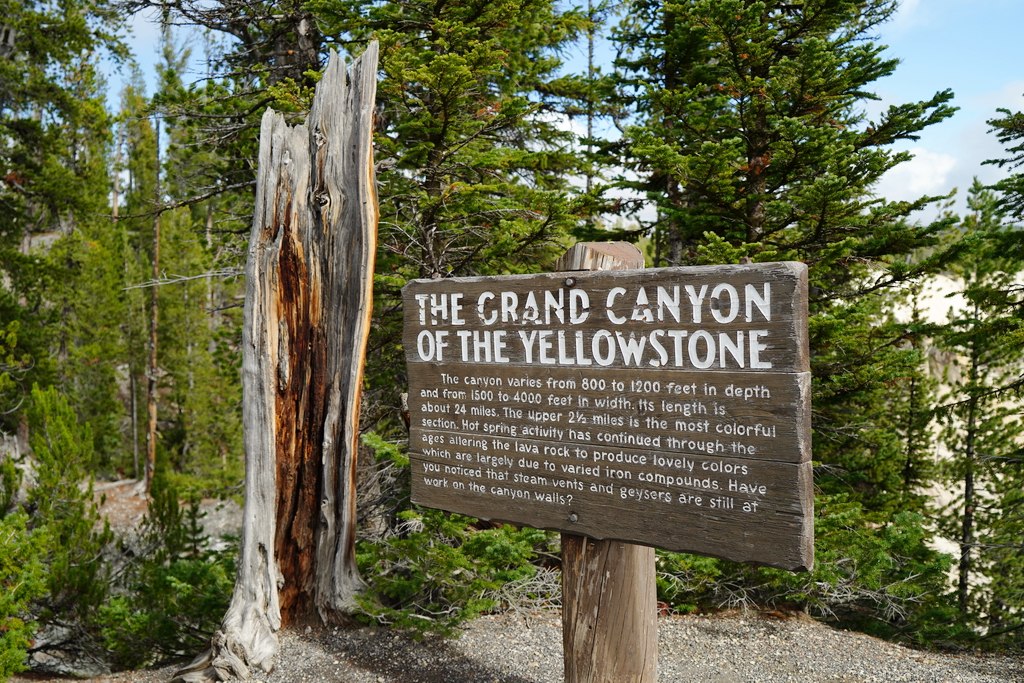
402,262 -> 813,571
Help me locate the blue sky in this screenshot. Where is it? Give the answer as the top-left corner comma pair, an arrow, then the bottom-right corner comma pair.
869,0 -> 1024,211
121,0 -> 1024,219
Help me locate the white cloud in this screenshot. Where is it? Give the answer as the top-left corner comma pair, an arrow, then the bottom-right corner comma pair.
876,147 -> 956,202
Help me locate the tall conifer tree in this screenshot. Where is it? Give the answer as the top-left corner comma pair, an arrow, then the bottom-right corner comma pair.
612,0 -> 957,512
0,0 -> 124,426
980,101 -> 1024,644
314,0 -> 586,279
310,0 -> 589,421
936,182 -> 1024,637
603,0 -> 962,636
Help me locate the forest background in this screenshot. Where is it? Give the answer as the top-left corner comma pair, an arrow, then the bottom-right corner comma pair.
0,0 -> 1022,678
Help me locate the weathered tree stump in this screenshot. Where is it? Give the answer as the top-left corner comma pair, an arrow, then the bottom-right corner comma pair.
174,43 -> 379,682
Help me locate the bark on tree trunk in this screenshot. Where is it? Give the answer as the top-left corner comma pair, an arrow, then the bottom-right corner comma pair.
958,303 -> 981,615
174,43 -> 379,682
145,119 -> 161,494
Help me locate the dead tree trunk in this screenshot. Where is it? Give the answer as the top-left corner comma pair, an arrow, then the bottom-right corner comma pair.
556,242 -> 657,683
174,43 -> 379,682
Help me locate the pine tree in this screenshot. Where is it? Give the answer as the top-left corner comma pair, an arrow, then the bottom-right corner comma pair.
313,0 -> 587,279
108,46 -> 239,496
935,181 -> 1024,636
24,385 -> 114,665
122,0 -> 325,230
611,0 -> 957,513
0,507 -> 46,678
43,54 -> 129,472
0,0 -> 125,428
606,0 -> 963,637
892,282 -> 940,511
983,99 -> 1024,394
155,206 -> 243,493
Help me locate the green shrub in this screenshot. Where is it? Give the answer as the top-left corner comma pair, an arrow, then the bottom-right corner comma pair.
25,385 -> 113,661
355,433 -> 557,635
655,495 -> 961,646
96,471 -> 235,669
97,551 -> 235,670
4,390 -> 235,673
0,512 -> 46,679
356,508 -> 553,636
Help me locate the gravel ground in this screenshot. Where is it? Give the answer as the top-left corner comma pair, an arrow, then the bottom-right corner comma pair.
14,610 -> 1021,683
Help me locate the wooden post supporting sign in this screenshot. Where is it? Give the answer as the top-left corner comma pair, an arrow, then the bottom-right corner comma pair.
556,243 -> 656,683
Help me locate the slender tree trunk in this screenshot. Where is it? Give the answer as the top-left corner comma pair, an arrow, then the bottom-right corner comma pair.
958,423 -> 974,618
958,305 -> 980,615
112,128 -> 121,224
745,60 -> 770,245
958,416 -> 975,615
205,202 -> 217,341
145,119 -> 161,494
659,8 -> 680,267
130,374 -> 139,480
174,44 -> 379,682
902,289 -> 924,498
584,0 -> 596,203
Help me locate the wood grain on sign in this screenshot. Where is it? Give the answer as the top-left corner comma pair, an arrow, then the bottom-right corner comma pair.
402,260 -> 813,571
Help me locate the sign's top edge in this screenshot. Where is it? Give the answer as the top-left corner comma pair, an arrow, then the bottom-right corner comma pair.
401,261 -> 807,292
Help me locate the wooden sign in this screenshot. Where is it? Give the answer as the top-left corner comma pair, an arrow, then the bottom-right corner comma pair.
402,262 -> 812,571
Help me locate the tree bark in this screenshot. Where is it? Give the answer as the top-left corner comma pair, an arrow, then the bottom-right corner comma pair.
958,302 -> 980,615
556,242 -> 657,683
145,119 -> 161,494
174,43 -> 379,682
